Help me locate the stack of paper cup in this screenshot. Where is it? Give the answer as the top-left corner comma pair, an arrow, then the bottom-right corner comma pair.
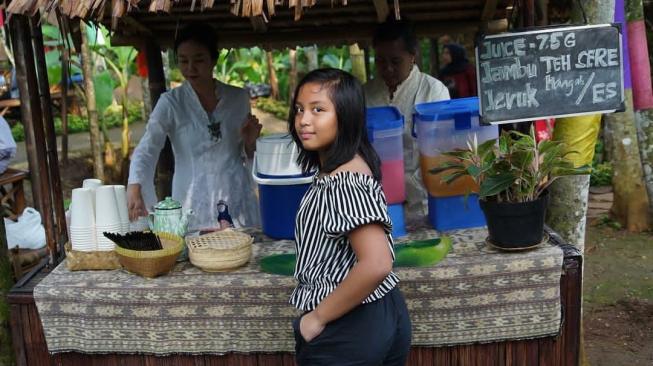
112,185 -> 130,234
69,188 -> 96,251
95,186 -> 122,251
82,178 -> 103,211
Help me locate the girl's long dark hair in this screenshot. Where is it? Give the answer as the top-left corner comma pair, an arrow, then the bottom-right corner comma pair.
288,68 -> 382,182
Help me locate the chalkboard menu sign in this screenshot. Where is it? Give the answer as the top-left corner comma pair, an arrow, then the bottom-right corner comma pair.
476,24 -> 624,124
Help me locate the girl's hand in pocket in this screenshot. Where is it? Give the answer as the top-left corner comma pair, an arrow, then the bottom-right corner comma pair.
299,311 -> 325,342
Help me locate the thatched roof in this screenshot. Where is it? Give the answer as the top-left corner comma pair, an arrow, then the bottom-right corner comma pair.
6,0 -> 510,49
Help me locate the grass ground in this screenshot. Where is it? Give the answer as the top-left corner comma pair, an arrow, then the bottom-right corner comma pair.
583,223 -> 653,366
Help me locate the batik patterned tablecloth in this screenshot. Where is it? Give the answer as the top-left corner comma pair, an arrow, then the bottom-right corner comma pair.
34,227 -> 563,355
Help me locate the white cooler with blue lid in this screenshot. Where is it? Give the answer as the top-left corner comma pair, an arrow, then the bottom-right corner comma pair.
253,134 -> 313,239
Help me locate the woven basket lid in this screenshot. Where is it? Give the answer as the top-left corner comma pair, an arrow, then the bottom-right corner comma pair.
187,229 -> 253,252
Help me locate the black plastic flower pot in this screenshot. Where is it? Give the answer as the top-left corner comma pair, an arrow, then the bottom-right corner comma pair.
479,192 -> 549,249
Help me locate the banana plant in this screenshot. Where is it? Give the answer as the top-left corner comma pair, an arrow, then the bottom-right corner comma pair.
89,26 -> 136,160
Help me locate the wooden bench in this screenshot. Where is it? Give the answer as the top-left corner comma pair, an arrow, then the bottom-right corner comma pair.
0,168 -> 29,220
0,98 -> 20,117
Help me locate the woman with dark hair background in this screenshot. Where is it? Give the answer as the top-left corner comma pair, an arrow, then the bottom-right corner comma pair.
439,43 -> 477,98
127,23 -> 261,231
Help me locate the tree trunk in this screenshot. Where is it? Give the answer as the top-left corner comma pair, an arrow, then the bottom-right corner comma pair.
305,45 -> 318,71
141,77 -> 152,121
288,48 -> 297,101
545,0 -> 615,247
145,42 -> 173,199
546,175 -> 590,251
630,0 -> 653,219
605,90 -> 650,231
81,23 -> 104,181
266,51 -> 279,100
349,43 -> 366,83
635,110 -> 653,218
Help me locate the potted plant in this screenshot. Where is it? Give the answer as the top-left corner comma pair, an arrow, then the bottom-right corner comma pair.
430,127 -> 591,250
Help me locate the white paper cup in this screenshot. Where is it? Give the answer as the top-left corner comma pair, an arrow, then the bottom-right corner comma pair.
70,188 -> 95,228
82,178 -> 102,212
95,186 -> 122,227
82,178 -> 103,190
111,185 -> 130,230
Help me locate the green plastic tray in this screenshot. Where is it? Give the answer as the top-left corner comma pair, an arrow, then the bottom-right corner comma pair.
259,236 -> 452,276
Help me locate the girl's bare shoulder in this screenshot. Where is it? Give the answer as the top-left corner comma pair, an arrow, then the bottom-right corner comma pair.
330,155 -> 372,177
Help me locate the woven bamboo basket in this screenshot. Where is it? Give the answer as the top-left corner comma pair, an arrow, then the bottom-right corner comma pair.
114,232 -> 184,278
64,242 -> 121,271
187,229 -> 253,272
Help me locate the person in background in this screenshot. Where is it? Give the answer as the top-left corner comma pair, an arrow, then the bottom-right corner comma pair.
290,68 -> 411,365
364,18 -> 450,217
127,23 -> 261,231
439,43 -> 477,98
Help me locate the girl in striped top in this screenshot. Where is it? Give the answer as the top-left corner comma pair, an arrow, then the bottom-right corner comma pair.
288,68 -> 412,365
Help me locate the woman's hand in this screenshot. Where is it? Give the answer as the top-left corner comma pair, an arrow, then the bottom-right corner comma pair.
241,113 -> 262,158
127,184 -> 148,221
299,311 -> 326,343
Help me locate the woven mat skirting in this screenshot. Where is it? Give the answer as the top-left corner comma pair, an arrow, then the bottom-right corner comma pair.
34,226 -> 563,355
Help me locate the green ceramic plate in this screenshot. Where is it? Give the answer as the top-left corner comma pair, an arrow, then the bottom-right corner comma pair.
259,236 -> 452,276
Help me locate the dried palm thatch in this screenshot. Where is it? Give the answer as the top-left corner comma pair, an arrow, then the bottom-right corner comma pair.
6,0 -> 354,25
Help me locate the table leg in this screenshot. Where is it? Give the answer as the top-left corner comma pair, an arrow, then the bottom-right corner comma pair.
13,180 -> 25,215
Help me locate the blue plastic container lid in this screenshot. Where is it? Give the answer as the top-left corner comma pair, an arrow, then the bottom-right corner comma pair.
413,97 -> 480,131
366,106 -> 404,132
414,97 -> 479,122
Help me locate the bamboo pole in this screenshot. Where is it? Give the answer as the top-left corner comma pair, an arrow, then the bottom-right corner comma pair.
9,15 -> 57,266
31,15 -> 68,261
144,40 -> 173,199
80,23 -> 105,181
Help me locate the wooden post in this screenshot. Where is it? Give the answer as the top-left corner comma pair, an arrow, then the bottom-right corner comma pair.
144,41 -> 173,199
523,0 -> 536,28
61,49 -> 69,164
363,45 -> 371,82
429,38 -> 439,77
31,15 -> 68,260
9,15 -> 57,266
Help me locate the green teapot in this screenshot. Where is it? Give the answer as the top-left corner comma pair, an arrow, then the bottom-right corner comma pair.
147,197 -> 194,237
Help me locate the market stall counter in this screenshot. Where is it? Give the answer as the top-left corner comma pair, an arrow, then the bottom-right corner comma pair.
8,223 -> 582,366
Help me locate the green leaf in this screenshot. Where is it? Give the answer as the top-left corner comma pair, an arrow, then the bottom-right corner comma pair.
45,50 -> 63,85
466,165 -> 481,179
479,173 -> 515,198
442,171 -> 468,184
94,71 -> 115,116
41,24 -> 62,42
477,138 -> 497,157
